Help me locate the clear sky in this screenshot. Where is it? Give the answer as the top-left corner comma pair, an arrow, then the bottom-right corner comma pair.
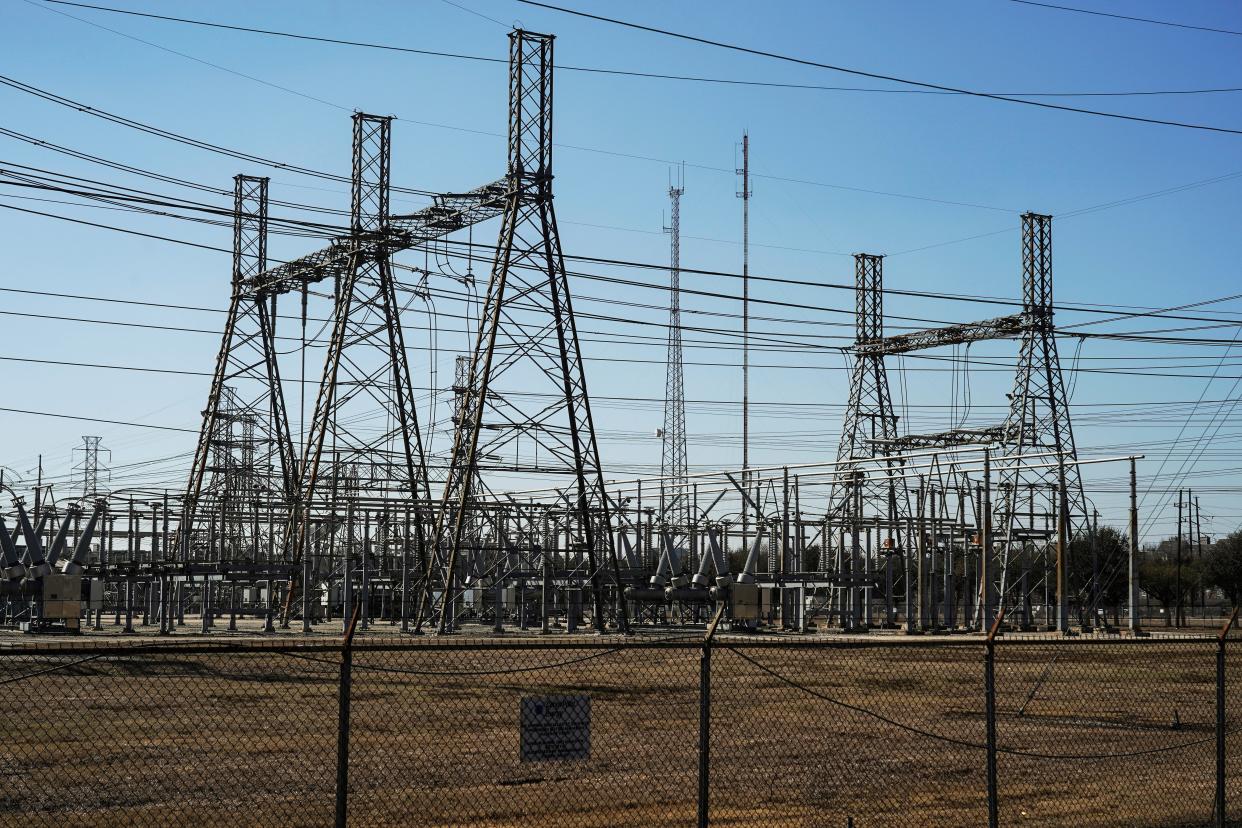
2,0 -> 1240,542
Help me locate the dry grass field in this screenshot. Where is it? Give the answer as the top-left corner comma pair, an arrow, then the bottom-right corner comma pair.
1,631 -> 1238,827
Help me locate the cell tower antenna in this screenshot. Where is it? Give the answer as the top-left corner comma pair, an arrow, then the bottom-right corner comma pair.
662,166 -> 688,538
736,132 -> 752,547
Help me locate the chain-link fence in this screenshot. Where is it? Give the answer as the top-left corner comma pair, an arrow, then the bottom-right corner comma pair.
2,626 -> 1240,827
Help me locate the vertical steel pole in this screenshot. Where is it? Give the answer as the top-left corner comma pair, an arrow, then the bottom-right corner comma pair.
401,508 -> 411,634
541,544 -> 551,634
1176,491 -> 1184,629
916,483 -> 926,631
1055,484 -> 1069,634
303,537 -> 313,634
981,451 -> 992,629
904,515 -> 916,634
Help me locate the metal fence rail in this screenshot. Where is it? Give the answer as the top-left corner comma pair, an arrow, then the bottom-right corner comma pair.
2,624 -> 1239,827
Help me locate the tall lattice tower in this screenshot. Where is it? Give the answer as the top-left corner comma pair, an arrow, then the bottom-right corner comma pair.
661,175 -> 689,534
288,112 -> 432,572
426,30 -> 627,634
183,175 -> 295,560
828,254 -> 909,528
993,213 -> 1088,602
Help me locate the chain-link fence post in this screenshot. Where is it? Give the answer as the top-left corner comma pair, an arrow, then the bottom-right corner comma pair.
1217,608 -> 1238,828
985,609 -> 1004,828
335,604 -> 361,828
698,639 -> 711,828
699,606 -> 725,828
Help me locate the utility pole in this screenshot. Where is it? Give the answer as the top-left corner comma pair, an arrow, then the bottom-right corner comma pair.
1176,489 -> 1184,628
1090,507 -> 1099,628
736,133 -> 751,541
34,454 -> 42,524
1128,457 -> 1140,634
1194,492 -> 1203,618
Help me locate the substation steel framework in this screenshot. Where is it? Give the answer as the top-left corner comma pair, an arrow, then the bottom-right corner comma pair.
837,213 -> 1091,630
181,75 -> 514,625
284,112 -> 435,628
827,254 -> 912,630
422,30 -> 628,635
182,174 -> 296,565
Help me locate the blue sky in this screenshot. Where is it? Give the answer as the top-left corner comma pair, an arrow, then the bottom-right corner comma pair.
2,0 -> 1240,540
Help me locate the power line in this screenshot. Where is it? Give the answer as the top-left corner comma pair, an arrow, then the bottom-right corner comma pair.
0,146 -> 1236,342
1009,0 -> 1242,38
0,201 -> 230,253
0,74 -> 436,196
25,0 -> 353,112
0,406 -> 195,433
9,352 -> 1242,411
6,175 -> 1242,339
38,1 -> 1242,98
516,0 -> 1242,136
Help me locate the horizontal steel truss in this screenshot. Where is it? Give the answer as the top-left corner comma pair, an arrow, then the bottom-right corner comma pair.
242,179 -> 508,299
854,311 -> 1039,356
878,426 -> 1006,450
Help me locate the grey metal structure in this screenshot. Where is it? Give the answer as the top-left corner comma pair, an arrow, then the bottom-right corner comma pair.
425,30 -> 626,635
182,174 -> 295,565
826,254 -> 912,628
991,213 -> 1088,628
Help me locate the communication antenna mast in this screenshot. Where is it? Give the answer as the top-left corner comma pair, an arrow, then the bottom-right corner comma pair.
662,167 -> 688,536
736,132 -> 752,543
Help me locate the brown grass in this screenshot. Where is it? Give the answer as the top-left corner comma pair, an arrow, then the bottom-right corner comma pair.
0,633 -> 1238,827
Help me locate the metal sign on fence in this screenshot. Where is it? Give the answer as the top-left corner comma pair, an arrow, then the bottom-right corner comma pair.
520,695 -> 591,762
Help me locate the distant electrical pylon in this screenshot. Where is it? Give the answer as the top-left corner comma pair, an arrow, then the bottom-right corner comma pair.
661,170 -> 688,536
71,436 -> 110,499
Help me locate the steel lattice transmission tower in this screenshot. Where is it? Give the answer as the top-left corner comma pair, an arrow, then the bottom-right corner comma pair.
828,254 -> 910,531
992,213 -> 1088,608
183,175 -> 296,561
661,175 -> 689,534
72,436 -> 109,499
424,30 -> 627,634
288,113 -> 432,585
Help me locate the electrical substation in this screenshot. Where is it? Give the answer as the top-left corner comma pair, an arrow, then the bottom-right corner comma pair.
1,30 -> 1144,640
8,6 -> 1242,825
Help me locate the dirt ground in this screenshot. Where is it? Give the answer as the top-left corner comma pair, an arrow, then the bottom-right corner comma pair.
0,629 -> 1238,827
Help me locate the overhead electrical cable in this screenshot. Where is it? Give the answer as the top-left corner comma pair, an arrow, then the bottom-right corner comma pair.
38,0 -> 1242,98
515,0 -> 1242,136
0,74 -> 437,196
1009,0 -> 1242,38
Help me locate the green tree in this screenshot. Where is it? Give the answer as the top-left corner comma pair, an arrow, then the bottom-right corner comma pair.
1140,542 -> 1200,626
1202,530 -> 1242,607
1069,526 -> 1129,623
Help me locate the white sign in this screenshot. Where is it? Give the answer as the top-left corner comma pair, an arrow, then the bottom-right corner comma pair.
520,694 -> 591,762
